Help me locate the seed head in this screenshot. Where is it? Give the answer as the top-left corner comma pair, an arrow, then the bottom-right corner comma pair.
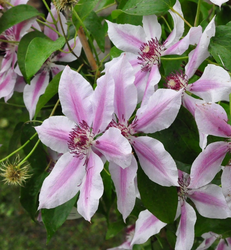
0,157 -> 31,186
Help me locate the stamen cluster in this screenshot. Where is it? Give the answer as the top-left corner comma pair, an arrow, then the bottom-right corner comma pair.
138,38 -> 165,72
178,174 -> 191,200
67,121 -> 94,159
166,71 -> 188,91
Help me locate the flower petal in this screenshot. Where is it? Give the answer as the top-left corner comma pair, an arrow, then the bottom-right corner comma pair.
195,232 -> 218,250
59,66 -> 93,124
188,184 -> 231,218
134,89 -> 182,133
221,166 -> 231,210
131,210 -> 166,245
77,150 -> 104,221
175,201 -> 196,250
0,69 -> 17,99
188,64 -> 231,102
163,26 -> 202,56
92,70 -> 115,134
94,127 -> 132,169
106,20 -> 146,53
210,0 -> 228,6
195,103 -> 231,138
38,152 -> 85,209
189,141 -> 230,189
109,156 -> 138,221
35,116 -> 75,153
141,64 -> 161,107
23,70 -> 50,120
132,136 -> 179,186
107,54 -> 137,123
185,17 -> 215,79
164,0 -> 184,48
142,15 -> 161,41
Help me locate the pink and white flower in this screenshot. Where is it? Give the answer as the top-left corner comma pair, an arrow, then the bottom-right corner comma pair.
128,146 -> 231,250
166,17 -> 231,148
35,66 -> 132,221
105,53 -> 182,220
106,0 -> 202,101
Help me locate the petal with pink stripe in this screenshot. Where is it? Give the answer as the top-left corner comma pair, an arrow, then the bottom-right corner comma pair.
109,156 -> 137,221
77,150 -> 104,221
38,152 -> 85,209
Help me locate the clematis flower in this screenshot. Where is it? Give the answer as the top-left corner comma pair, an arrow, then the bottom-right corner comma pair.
23,3 -> 82,120
104,53 -> 182,220
106,0 -> 202,101
128,145 -> 231,250
35,66 -> 132,221
196,232 -> 231,250
165,16 -> 231,148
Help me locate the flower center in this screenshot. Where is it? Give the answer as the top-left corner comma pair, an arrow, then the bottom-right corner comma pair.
166,71 -> 188,91
108,120 -> 133,139
178,173 -> 190,200
67,121 -> 94,159
137,38 -> 165,72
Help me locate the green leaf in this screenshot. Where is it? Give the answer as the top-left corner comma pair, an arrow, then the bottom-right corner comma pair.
112,0 -> 176,18
209,22 -> 231,71
34,71 -> 62,117
41,195 -> 77,242
110,46 -> 123,59
195,213 -> 231,237
137,165 -> 178,223
18,32 -> 65,82
72,0 -> 100,30
0,4 -> 43,34
150,106 -> 201,165
84,11 -> 105,52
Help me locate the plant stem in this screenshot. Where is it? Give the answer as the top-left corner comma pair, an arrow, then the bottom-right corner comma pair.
194,0 -> 202,26
18,139 -> 40,167
161,56 -> 188,61
170,7 -> 192,28
0,132 -> 38,163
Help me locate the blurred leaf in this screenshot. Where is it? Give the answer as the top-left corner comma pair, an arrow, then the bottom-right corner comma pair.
209,22 -> 231,71
137,165 -> 178,223
84,11 -> 105,52
34,71 -> 62,117
42,195 -> 78,242
150,106 -> 201,165
106,219 -> 126,239
20,123 -> 48,220
18,32 -> 65,83
112,0 -> 176,18
216,5 -> 231,26
110,46 -> 123,59
0,4 -> 43,34
72,0 -> 100,30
